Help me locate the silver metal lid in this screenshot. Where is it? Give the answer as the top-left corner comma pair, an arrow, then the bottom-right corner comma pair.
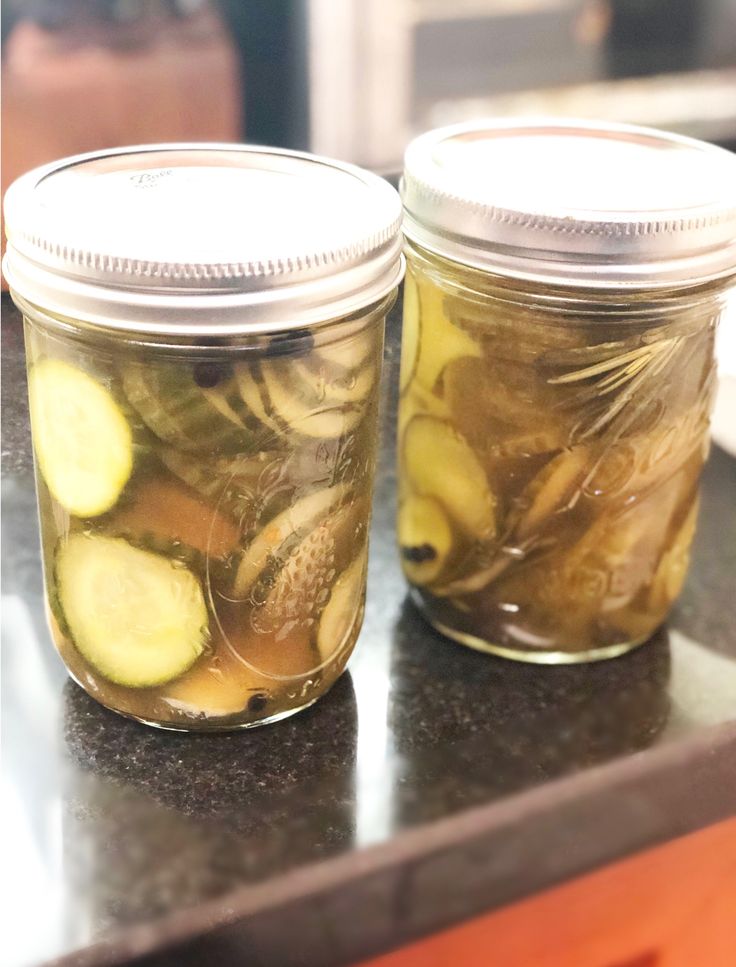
3,144 -> 404,335
402,118 -> 736,289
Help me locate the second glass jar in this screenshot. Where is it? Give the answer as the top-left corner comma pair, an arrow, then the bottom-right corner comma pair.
398,119 -> 736,663
398,241 -> 723,661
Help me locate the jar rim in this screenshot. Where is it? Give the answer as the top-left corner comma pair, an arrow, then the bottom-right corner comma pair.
402,118 -> 736,290
3,144 -> 405,335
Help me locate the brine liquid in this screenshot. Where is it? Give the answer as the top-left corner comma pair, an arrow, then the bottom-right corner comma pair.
398,248 -> 719,661
26,309 -> 384,729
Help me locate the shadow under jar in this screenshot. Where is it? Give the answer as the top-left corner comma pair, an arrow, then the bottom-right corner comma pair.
398,119 -> 736,664
4,144 -> 404,728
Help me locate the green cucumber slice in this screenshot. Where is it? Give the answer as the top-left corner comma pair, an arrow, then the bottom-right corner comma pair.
402,416 -> 495,538
412,283 -> 482,391
398,495 -> 454,586
316,549 -> 367,661
29,359 -> 133,517
201,381 -> 252,429
158,446 -> 268,505
399,272 -> 421,393
315,326 -> 374,370
513,448 -> 589,540
292,358 -> 375,407
56,534 -> 209,687
260,362 -> 362,439
248,501 -> 360,640
122,364 -> 252,452
232,482 -> 349,598
234,364 -> 282,435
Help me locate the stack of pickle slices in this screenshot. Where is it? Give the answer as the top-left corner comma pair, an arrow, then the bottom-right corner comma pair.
398,262 -> 715,654
28,319 -> 381,724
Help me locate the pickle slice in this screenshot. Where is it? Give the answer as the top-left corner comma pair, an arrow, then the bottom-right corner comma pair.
123,364 -> 252,452
412,281 -> 482,391
107,476 -> 242,560
248,500 -> 364,642
235,364 -> 282,435
400,271 -> 421,393
513,447 -> 589,540
158,445 -> 279,509
232,482 -> 350,598
402,416 -> 495,538
29,359 -> 133,518
649,496 -> 699,612
194,375 -> 248,425
56,534 -> 208,687
398,382 -> 451,441
316,549 -> 367,661
162,637 -> 292,719
315,326 -> 374,371
292,357 -> 376,407
398,495 -> 454,586
163,652 -> 256,719
260,362 -> 362,439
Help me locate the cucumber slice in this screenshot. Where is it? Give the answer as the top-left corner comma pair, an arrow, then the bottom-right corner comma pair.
316,549 -> 367,661
291,358 -> 376,407
402,416 -> 495,538
29,359 -> 133,517
513,448 -> 589,540
56,534 -> 208,687
249,501 -> 363,641
398,495 -> 454,586
123,363 -> 252,452
399,272 -> 421,393
232,482 -> 349,598
163,646 -> 263,719
201,381 -> 253,429
235,364 -> 282,436
413,282 -> 482,391
398,382 -> 452,441
649,496 -> 699,612
158,445 -> 274,508
315,326 -> 374,370
260,362 -> 362,439
108,476 -> 242,559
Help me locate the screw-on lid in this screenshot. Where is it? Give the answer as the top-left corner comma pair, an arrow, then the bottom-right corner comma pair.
3,144 -> 404,335
402,118 -> 736,289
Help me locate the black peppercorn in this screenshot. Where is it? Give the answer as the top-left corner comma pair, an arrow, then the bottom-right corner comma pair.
248,692 -> 268,713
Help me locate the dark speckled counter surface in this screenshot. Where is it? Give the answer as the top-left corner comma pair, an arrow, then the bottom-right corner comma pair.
2,291 -> 735,967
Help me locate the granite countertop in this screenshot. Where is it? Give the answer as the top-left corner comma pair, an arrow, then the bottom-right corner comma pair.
2,292 -> 735,967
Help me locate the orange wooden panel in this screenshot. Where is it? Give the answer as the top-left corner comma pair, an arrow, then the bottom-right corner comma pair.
358,817 -> 736,967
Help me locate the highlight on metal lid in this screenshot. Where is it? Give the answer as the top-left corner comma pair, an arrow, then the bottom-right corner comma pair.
401,118 -> 736,289
3,144 -> 404,334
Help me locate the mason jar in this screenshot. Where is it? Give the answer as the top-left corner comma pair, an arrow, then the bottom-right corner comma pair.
4,144 -> 403,728
398,119 -> 736,663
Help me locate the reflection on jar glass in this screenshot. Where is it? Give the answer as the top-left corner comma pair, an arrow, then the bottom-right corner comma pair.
398,119 -> 736,663
5,144 -> 404,728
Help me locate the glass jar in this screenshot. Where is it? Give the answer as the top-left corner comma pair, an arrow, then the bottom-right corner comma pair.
398,119 -> 736,663
4,144 -> 404,728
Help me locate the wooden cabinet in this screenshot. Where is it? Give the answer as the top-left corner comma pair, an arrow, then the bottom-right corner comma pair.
358,818 -> 736,967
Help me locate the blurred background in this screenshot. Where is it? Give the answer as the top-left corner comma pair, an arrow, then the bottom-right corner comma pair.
3,0 -> 736,177
2,0 -> 736,278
